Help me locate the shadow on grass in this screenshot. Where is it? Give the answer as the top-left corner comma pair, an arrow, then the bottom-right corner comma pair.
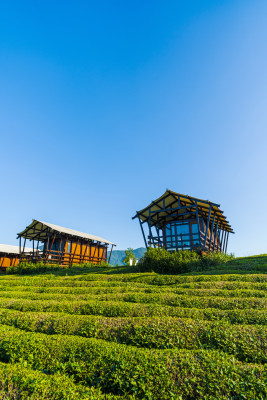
4,264 -> 140,277
51,265 -> 140,277
4,255 -> 267,278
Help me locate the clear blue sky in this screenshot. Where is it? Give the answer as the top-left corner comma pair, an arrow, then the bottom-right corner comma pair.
0,0 -> 266,256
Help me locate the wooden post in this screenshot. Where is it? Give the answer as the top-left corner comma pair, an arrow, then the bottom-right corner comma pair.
203,205 -> 211,249
219,225 -> 223,252
148,208 -> 152,240
71,241 -> 78,264
157,213 -> 160,247
222,231 -> 227,253
138,215 -> 148,249
88,242 -> 92,263
78,240 -> 82,263
174,223 -> 178,251
45,233 -> 56,263
213,220 -> 219,251
195,201 -> 201,250
224,231 -> 229,253
23,237 -> 26,253
208,213 -> 216,251
92,244 -> 97,263
81,241 -> 88,263
59,237 -> 66,265
46,233 -> 50,259
108,244 -> 114,263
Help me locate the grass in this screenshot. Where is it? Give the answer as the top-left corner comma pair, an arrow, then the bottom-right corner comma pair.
0,254 -> 266,399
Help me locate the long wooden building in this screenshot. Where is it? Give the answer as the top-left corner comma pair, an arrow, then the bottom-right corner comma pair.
0,244 -> 32,270
133,190 -> 234,253
17,219 -> 115,265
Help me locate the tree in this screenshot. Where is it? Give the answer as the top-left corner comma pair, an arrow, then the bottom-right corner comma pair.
123,248 -> 137,266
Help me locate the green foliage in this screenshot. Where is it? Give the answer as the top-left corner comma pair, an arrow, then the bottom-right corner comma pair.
123,248 -> 137,266
201,251 -> 235,266
0,254 -> 266,399
0,296 -> 265,324
139,247 -> 234,274
6,261 -> 111,275
0,325 -> 265,399
0,310 -> 265,363
0,361 -> 119,399
139,247 -> 201,273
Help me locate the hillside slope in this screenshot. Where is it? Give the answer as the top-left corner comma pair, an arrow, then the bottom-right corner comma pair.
0,255 -> 266,399
108,247 -> 146,265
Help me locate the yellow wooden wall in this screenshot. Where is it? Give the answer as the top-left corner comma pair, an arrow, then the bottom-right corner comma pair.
62,241 -> 106,265
0,255 -> 19,267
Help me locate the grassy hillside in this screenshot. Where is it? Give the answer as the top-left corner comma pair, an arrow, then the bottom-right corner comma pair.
0,255 -> 266,399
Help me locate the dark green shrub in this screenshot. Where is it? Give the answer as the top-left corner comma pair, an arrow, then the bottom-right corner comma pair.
139,248 -> 202,274
139,248 -> 234,274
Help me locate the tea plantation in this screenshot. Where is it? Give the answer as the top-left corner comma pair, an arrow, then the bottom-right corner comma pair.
0,255 -> 266,399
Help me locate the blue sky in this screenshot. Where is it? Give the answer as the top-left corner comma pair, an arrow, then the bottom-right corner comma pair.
0,0 -> 266,256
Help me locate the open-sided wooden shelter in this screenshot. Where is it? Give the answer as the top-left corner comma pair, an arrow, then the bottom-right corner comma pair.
133,190 -> 234,253
17,219 -> 115,265
0,244 -> 32,270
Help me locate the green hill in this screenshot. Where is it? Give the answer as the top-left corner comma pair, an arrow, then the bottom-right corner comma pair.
0,254 -> 266,399
108,247 -> 146,265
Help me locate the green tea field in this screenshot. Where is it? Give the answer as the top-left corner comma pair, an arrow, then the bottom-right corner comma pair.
0,255 -> 266,399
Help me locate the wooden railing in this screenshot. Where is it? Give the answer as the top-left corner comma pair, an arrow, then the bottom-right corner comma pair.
148,231 -> 222,252
20,249 -> 107,265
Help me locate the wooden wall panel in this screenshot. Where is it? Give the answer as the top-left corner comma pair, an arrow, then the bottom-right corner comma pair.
24,239 -> 108,266
0,256 -> 19,268
59,240 -> 107,265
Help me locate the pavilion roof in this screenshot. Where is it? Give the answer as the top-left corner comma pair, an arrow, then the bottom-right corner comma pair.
0,244 -> 32,255
17,219 -> 115,245
133,189 -> 234,233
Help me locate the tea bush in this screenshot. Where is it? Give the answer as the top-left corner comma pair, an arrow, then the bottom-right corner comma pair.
0,309 -> 265,363
0,361 -> 120,399
139,247 -> 234,274
6,261 -> 111,275
0,325 -> 265,399
0,297 -> 266,324
139,248 -> 202,273
0,254 -> 266,398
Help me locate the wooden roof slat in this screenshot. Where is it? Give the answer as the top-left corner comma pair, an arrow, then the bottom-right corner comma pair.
133,189 -> 234,233
17,219 -> 115,245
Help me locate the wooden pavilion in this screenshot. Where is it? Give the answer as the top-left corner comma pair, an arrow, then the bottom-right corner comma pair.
17,219 -> 115,265
0,244 -> 32,270
133,190 -> 234,253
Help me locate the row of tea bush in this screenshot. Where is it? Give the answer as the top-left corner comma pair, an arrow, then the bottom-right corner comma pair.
0,297 -> 266,324
0,309 -> 265,363
0,324 -> 265,399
